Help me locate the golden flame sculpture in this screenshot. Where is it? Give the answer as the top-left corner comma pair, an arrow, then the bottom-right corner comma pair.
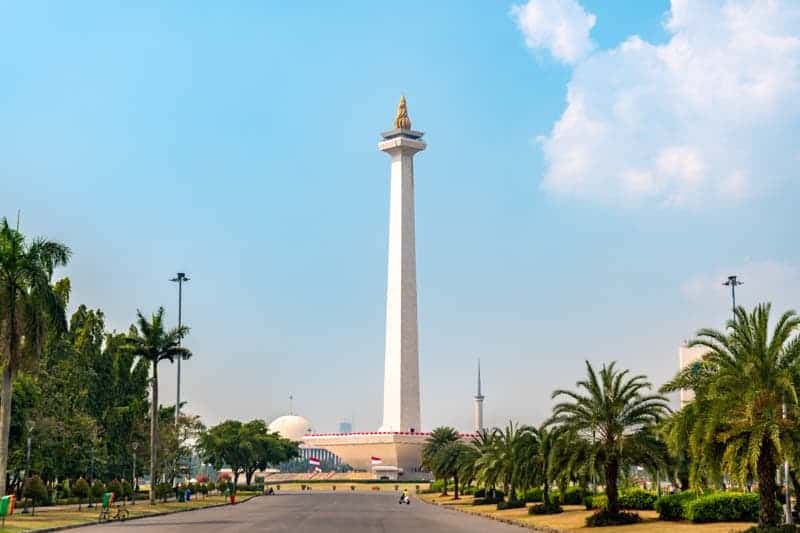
393,95 -> 412,130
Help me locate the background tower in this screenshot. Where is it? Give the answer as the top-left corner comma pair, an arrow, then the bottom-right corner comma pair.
378,96 -> 425,433
474,359 -> 485,432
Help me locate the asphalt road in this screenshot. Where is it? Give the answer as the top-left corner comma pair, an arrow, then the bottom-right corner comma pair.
85,492 -> 527,532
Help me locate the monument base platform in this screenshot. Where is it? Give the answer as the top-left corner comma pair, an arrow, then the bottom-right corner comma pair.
302,432 -> 432,480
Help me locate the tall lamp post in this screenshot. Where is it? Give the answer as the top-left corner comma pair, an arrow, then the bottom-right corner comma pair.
722,275 -> 742,319
22,421 -> 34,513
131,442 -> 139,505
170,272 -> 190,426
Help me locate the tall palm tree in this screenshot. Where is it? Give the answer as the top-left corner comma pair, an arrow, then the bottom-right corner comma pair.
125,308 -> 190,504
422,426 -> 459,495
475,422 -> 534,502
435,440 -> 471,499
0,219 -> 70,495
662,304 -> 800,527
530,424 -> 561,507
551,361 -> 670,515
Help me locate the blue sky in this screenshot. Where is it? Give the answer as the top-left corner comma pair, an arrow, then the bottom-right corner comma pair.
2,0 -> 798,432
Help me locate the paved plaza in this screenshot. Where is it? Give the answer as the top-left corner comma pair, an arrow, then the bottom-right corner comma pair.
85,492 -> 525,532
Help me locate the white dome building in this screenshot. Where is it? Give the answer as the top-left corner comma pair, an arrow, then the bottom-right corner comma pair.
268,415 -> 313,442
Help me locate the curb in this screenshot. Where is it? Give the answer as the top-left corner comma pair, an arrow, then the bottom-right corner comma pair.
31,495 -> 259,532
417,496 -> 563,533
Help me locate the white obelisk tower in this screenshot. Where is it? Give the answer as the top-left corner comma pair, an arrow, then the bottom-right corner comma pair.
378,96 -> 425,433
474,359 -> 485,432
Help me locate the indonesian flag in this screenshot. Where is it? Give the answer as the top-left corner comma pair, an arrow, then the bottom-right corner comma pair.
308,457 -> 321,467
371,456 -> 383,465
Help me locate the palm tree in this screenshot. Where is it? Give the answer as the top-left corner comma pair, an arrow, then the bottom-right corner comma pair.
125,308 -> 190,504
662,304 -> 800,527
422,426 -> 459,495
475,422 -> 534,502
530,424 -> 560,508
551,361 -> 670,516
435,441 -> 471,499
0,219 -> 70,495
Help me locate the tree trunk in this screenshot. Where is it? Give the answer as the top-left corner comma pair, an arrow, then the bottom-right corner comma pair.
0,366 -> 14,496
442,476 -> 448,496
246,469 -> 254,486
605,457 -> 620,515
756,438 -> 780,527
453,473 -> 459,500
149,362 -> 159,505
544,480 -> 550,505
234,470 -> 240,489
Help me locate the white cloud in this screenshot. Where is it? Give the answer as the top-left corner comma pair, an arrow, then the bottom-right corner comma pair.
511,0 -> 596,64
529,0 -> 800,207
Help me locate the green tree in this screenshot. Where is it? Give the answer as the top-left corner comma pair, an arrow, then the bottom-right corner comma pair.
125,308 -> 190,504
0,219 -> 70,495
72,477 -> 89,510
22,475 -> 47,515
421,427 -> 459,496
662,304 -> 800,527
530,424 -> 561,508
474,422 -> 535,502
434,440 -> 471,499
550,361 -> 669,517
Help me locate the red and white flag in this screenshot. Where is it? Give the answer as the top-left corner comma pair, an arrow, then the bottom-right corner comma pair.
371,456 -> 383,465
308,457 -> 321,467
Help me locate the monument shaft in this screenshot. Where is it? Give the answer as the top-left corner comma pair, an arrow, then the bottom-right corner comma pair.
378,99 -> 425,433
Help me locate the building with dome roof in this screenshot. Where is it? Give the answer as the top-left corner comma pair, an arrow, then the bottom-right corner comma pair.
267,413 -> 342,471
268,414 -> 313,442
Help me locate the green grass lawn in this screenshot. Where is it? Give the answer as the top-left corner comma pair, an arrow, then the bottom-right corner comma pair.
0,493 -> 255,532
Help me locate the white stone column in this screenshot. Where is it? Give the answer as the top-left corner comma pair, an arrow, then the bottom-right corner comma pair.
378,125 -> 425,433
474,359 -> 484,432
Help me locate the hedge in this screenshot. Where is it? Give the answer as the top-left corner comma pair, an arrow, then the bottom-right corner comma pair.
529,502 -> 564,515
562,486 -> 586,505
497,499 -> 526,510
654,492 -> 698,521
584,489 -> 657,511
685,492 -> 770,523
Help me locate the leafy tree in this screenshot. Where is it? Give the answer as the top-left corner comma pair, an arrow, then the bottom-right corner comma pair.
550,361 -> 669,517
421,427 -> 459,495
198,420 -> 296,487
0,219 -> 70,495
434,440 -> 471,499
90,479 -> 105,506
72,477 -> 89,510
124,308 -> 190,504
529,424 -> 560,507
108,479 -> 123,499
662,304 -> 800,527
22,475 -> 47,515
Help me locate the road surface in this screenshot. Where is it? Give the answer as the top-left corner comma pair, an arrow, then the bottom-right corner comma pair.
86,492 -> 527,532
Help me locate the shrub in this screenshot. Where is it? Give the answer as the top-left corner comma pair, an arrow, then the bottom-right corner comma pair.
474,489 -> 505,505
121,480 -> 133,501
524,488 -> 543,503
497,499 -> 525,510
73,477 -> 89,510
59,479 -> 71,500
685,492 -> 766,523
156,483 -> 172,503
108,479 -> 123,499
90,479 -> 106,502
584,494 -> 607,510
199,482 -> 209,497
586,510 -> 641,526
562,486 -> 586,505
207,481 -> 216,495
742,526 -> 800,533
529,502 -> 564,515
474,488 -> 486,498
655,492 -> 697,521
619,489 -> 658,510
23,476 -> 48,515
216,479 -> 229,492
430,479 -> 448,493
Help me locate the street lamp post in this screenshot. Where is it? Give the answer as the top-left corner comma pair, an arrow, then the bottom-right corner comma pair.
170,272 -> 190,426
22,421 -> 34,514
722,275 -> 742,319
132,442 -> 139,505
